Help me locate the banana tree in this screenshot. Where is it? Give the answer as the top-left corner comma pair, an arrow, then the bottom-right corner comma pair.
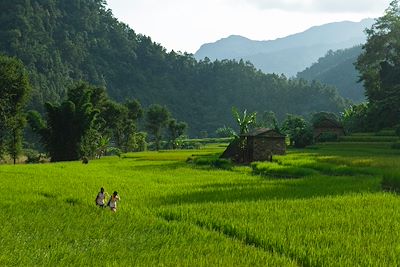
232,107 -> 257,136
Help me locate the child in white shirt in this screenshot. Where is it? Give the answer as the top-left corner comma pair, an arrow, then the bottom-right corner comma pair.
95,187 -> 106,208
108,191 -> 120,212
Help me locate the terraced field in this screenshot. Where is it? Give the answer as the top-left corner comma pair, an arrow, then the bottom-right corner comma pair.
1,142 -> 400,266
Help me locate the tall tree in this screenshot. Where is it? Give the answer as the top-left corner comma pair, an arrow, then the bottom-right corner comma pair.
0,0 -> 348,137
342,103 -> 371,133
167,119 -> 187,149
257,111 -> 279,130
123,99 -> 144,151
100,99 -> 143,152
7,116 -> 25,164
356,0 -> 400,128
126,99 -> 143,122
28,83 -> 100,162
281,114 -> 313,148
145,104 -> 170,151
0,55 -> 31,163
101,101 -> 129,149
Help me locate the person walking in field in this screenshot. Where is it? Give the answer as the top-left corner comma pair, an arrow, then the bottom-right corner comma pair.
95,187 -> 107,208
107,191 -> 120,212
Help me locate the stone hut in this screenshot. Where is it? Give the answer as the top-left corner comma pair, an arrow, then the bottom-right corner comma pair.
221,128 -> 286,163
313,118 -> 345,140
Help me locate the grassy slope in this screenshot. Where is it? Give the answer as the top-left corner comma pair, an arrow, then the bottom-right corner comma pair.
1,143 -> 400,266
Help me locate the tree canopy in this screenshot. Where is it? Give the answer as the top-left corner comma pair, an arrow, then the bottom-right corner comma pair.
0,55 -> 31,162
356,0 -> 400,128
281,115 -> 313,148
145,104 -> 171,151
0,0 -> 348,136
297,46 -> 365,102
28,83 -> 101,162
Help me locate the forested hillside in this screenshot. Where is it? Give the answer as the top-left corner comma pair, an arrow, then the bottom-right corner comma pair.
297,46 -> 365,102
195,19 -> 373,77
0,0 -> 348,136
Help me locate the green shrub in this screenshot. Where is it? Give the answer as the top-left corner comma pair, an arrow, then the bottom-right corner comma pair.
82,156 -> 89,164
381,173 -> 400,192
191,155 -> 233,170
180,138 -> 233,146
24,149 -> 45,164
212,159 -> 233,170
179,141 -> 202,150
129,132 -> 147,152
293,127 -> 314,148
215,126 -> 236,138
106,147 -> 122,157
339,135 -> 398,142
375,129 -> 396,136
147,141 -> 168,151
391,142 -> 400,150
301,162 -> 363,176
316,132 -> 338,142
395,125 -> 400,137
251,162 -> 317,178
192,157 -> 214,166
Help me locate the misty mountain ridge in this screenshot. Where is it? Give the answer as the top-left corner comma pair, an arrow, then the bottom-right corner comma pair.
195,18 -> 374,77
0,0 -> 349,136
297,45 -> 365,103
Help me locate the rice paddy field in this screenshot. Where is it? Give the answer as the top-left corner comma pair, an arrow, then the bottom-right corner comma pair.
1,141 -> 400,266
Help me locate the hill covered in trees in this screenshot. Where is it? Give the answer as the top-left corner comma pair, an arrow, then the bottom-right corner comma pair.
297,46 -> 365,102
0,0 -> 348,136
195,19 -> 373,77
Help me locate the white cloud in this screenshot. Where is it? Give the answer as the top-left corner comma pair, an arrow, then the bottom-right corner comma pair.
106,0 -> 391,53
241,0 -> 391,13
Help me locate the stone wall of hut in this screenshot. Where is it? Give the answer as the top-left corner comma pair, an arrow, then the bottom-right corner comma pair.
251,137 -> 285,161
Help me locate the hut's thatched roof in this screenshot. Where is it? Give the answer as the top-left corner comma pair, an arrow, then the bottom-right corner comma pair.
241,128 -> 285,137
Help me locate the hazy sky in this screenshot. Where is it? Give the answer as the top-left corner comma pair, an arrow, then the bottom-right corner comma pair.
106,0 -> 391,53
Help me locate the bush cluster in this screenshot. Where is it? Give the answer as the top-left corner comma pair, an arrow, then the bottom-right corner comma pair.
317,133 -> 338,142
381,173 -> 400,192
24,149 -> 46,164
251,162 -> 317,178
391,142 -> 400,150
189,156 -> 233,170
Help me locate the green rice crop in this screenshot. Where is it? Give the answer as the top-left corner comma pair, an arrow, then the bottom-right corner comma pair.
159,193 -> 400,266
382,172 -> 400,192
251,150 -> 377,178
251,162 -> 318,178
339,135 -> 399,142
1,142 -> 400,266
392,141 -> 400,149
375,129 -> 397,136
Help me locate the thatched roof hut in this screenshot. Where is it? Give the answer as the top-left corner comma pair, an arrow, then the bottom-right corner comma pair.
221,128 -> 286,163
313,118 -> 345,140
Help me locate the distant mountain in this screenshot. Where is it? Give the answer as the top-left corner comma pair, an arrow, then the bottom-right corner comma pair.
195,19 -> 374,77
0,0 -> 348,136
297,46 -> 365,103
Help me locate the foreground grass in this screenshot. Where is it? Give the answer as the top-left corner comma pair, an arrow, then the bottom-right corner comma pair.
1,142 -> 400,266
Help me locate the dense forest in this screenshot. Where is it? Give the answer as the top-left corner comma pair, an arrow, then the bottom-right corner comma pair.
0,0 -> 348,136
297,46 -> 365,103
354,0 -> 400,130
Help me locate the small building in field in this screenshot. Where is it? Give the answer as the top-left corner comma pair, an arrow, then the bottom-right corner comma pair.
221,128 -> 286,163
313,118 -> 345,141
